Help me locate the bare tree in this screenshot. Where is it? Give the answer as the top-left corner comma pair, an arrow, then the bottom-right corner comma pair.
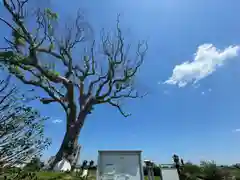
0,0 -> 148,169
0,75 -> 51,167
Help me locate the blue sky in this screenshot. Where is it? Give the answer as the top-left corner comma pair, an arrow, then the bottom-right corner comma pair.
1,0 -> 240,165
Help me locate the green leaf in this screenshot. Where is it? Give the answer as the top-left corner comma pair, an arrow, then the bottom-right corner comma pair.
16,37 -> 26,46
24,65 -> 33,70
116,82 -> 121,90
8,65 -> 22,75
48,70 -> 60,78
44,8 -> 58,20
0,51 -> 14,59
49,43 -> 54,51
52,12 -> 58,20
53,71 -> 60,76
84,55 -> 89,62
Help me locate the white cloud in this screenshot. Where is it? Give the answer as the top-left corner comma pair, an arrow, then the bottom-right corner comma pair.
201,91 -> 205,95
164,44 -> 240,87
233,129 -> 240,133
52,119 -> 62,124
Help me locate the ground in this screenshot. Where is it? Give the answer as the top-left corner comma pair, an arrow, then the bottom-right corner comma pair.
32,169 -> 240,180
2,168 -> 240,179
35,170 -> 161,180
35,172 -> 161,180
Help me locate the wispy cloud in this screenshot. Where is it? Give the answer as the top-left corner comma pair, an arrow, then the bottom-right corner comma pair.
193,84 -> 200,89
164,44 -> 240,87
201,88 -> 212,95
163,90 -> 170,95
52,119 -> 63,124
233,129 -> 240,133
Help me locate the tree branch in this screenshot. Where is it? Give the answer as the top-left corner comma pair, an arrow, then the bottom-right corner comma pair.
13,70 -> 67,111
1,0 -> 147,124
107,99 -> 130,117
91,19 -> 148,116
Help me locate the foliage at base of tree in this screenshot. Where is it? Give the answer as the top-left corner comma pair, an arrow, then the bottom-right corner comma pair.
1,169 -> 89,180
23,157 -> 44,172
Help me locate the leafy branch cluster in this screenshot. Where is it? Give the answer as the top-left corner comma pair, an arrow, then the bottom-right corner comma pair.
0,75 -> 51,167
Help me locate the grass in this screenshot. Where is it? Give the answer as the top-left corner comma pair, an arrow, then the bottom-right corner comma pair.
36,171 -> 66,179
3,168 -> 240,179
228,168 -> 240,178
144,176 -> 160,180
35,171 -> 161,180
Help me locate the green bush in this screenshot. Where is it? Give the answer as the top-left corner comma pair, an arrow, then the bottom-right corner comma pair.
2,170 -> 67,180
183,162 -> 201,175
24,157 -> 43,172
153,166 -> 161,176
2,170 -> 38,180
200,161 -> 231,180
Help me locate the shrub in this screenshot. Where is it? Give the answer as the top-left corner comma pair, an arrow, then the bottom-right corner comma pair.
153,166 -> 161,176
24,157 -> 43,172
183,162 -> 201,175
200,161 -> 231,180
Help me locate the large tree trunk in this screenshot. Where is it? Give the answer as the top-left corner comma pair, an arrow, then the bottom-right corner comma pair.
49,112 -> 87,170
49,95 -> 93,170
49,130 -> 79,170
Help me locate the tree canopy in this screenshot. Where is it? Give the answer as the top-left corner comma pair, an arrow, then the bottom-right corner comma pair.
0,0 -> 147,117
0,0 -> 147,168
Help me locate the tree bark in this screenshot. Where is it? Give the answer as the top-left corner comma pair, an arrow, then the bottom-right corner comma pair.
49,108 -> 89,171
48,92 -> 93,170
49,130 -> 78,170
